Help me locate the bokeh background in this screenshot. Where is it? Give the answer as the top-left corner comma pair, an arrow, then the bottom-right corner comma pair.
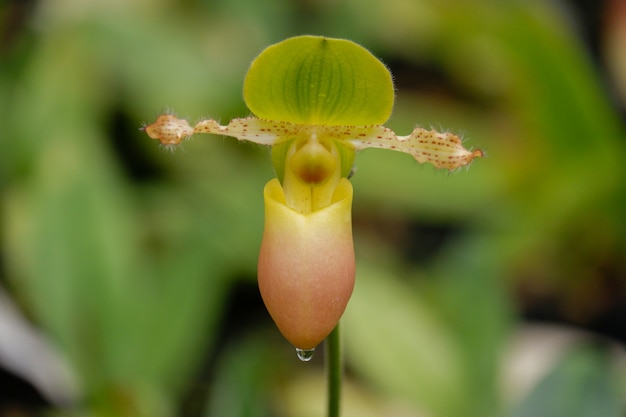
1,0 -> 625,416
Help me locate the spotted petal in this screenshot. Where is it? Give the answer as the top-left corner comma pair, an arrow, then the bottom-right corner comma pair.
143,114 -> 299,146
143,115 -> 482,170
342,125 -> 484,170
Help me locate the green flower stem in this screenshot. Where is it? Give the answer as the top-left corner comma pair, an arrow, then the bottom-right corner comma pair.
326,322 -> 342,417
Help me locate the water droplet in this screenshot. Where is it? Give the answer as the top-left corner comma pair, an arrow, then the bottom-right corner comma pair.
296,347 -> 315,362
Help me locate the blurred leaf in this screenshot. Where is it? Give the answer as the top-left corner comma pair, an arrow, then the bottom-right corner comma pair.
342,262 -> 465,417
510,345 -> 623,417
2,13 -> 240,414
203,332 -> 281,417
428,234 -> 514,417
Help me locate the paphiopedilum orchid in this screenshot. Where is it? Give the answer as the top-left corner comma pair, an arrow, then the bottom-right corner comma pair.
143,35 -> 482,356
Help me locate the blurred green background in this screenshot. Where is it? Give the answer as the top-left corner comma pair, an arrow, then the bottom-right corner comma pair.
1,0 -> 625,416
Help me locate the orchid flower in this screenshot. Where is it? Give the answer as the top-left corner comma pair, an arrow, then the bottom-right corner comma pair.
142,35 -> 482,356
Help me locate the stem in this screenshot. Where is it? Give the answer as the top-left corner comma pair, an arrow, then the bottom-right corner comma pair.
326,322 -> 342,417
